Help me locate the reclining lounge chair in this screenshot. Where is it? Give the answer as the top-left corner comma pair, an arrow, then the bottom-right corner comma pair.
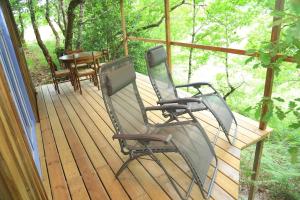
100,56 -> 218,199
145,45 -> 238,144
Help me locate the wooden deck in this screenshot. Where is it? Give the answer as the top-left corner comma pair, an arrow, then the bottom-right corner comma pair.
36,73 -> 272,200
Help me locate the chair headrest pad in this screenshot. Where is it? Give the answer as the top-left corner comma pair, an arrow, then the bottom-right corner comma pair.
146,45 -> 167,67
102,57 -> 136,96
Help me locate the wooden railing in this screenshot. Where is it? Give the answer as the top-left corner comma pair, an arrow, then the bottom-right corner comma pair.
127,36 -> 295,63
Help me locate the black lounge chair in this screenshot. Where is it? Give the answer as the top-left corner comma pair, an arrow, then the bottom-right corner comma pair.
145,45 -> 238,145
100,56 -> 218,199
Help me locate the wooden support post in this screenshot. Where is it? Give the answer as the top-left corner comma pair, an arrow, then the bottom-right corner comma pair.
120,0 -> 128,56
164,0 -> 172,72
248,140 -> 265,200
249,0 -> 285,199
259,0 -> 285,130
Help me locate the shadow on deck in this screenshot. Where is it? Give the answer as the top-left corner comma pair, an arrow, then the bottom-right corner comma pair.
36,73 -> 271,200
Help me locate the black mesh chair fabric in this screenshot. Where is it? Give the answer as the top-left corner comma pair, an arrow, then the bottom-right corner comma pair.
100,57 -> 218,199
145,45 -> 237,144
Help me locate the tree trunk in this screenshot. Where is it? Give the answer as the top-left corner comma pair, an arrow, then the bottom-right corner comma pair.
187,0 -> 196,88
17,6 -> 25,45
222,26 -> 244,100
65,0 -> 85,51
59,0 -> 67,31
46,0 -> 60,48
54,4 -> 65,35
28,0 -> 57,69
76,3 -> 84,49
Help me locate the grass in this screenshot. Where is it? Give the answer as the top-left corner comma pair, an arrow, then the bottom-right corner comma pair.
25,40 -> 60,70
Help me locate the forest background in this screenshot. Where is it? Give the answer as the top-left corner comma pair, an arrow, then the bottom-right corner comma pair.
10,0 -> 300,199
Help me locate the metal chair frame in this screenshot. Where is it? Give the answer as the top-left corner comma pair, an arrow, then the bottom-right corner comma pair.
145,45 -> 238,145
100,57 -> 218,199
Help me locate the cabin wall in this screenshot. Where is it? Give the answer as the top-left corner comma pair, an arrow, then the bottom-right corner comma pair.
0,61 -> 47,200
0,1 -> 47,199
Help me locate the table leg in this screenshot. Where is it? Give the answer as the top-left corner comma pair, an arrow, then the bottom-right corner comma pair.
248,140 -> 265,200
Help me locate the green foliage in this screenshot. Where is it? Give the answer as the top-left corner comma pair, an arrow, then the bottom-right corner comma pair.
241,140 -> 300,200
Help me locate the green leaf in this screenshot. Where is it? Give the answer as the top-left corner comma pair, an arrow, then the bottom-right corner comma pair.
293,111 -> 300,119
273,97 -> 285,102
275,106 -> 286,120
253,63 -> 260,69
295,98 -> 300,102
244,106 -> 253,112
245,56 -> 255,64
289,101 -> 297,109
255,107 -> 261,120
289,122 -> 300,129
288,147 -> 299,164
260,52 -> 271,65
262,110 -> 273,122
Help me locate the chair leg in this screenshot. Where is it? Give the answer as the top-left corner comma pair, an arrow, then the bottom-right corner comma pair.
54,80 -> 60,94
57,83 -> 60,94
72,75 -> 77,91
73,78 -> 77,91
78,77 -> 82,94
95,72 -> 100,90
115,156 -> 135,177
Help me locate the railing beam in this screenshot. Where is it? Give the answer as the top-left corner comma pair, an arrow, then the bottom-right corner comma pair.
127,37 -> 294,63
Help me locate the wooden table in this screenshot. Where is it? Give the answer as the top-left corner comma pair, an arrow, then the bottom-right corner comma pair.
59,51 -> 102,65
59,51 -> 102,90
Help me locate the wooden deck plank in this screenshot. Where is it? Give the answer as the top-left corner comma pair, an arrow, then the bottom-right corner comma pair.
36,72 -> 271,200
60,85 -> 152,200
61,83 -> 172,200
38,86 -> 72,200
41,85 -> 91,200
36,87 -> 52,200
46,85 -> 111,200
48,85 -> 128,200
35,122 -> 52,200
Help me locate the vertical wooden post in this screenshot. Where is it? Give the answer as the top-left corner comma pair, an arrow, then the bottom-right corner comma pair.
248,140 -> 265,200
249,1 -> 285,200
164,0 -> 172,72
259,0 -> 285,130
120,0 -> 128,56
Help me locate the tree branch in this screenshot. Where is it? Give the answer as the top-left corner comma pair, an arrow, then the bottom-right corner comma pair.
223,81 -> 244,100
115,0 -> 186,37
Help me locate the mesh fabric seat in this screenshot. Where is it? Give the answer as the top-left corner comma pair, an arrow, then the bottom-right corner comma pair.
145,45 -> 238,144
100,57 -> 218,199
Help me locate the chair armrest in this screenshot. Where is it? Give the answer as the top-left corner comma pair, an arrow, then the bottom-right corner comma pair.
145,104 -> 188,112
113,134 -> 172,143
175,82 -> 217,93
157,97 -> 202,105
